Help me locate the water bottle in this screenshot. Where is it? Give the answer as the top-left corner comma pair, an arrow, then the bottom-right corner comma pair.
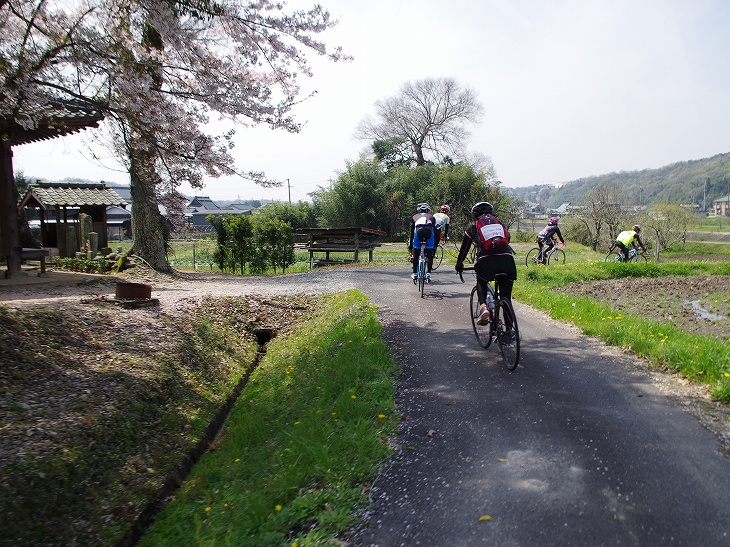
487,293 -> 495,312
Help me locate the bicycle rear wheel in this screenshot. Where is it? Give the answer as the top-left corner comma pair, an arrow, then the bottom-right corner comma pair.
605,251 -> 621,262
496,299 -> 519,370
548,248 -> 565,265
432,244 -> 444,270
418,258 -> 426,297
525,247 -> 541,266
470,286 -> 492,348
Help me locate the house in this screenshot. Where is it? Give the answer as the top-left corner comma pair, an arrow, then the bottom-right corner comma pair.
713,195 -> 730,217
185,196 -> 254,230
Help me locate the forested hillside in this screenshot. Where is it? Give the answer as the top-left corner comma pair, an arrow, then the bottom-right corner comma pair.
508,152 -> 730,210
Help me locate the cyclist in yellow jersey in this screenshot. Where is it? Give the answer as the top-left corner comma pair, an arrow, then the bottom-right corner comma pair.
615,224 -> 646,262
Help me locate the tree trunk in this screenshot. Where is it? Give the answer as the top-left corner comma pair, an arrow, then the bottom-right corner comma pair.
128,153 -> 171,272
0,139 -> 21,277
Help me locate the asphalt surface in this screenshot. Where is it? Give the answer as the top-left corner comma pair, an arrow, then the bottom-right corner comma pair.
341,266 -> 730,547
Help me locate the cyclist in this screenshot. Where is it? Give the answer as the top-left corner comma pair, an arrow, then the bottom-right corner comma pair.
615,224 -> 646,262
536,216 -> 565,263
408,203 -> 437,280
433,205 -> 451,243
455,201 -> 516,325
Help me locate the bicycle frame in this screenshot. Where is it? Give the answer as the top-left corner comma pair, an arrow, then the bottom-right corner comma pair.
414,239 -> 429,297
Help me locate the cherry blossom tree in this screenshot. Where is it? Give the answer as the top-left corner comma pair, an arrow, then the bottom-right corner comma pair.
356,77 -> 484,167
88,0 -> 349,271
1,0 -> 348,273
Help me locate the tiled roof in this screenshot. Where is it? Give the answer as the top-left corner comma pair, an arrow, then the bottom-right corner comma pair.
20,183 -> 127,208
9,99 -> 104,146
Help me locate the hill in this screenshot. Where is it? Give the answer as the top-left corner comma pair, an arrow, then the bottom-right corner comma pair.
507,152 -> 730,211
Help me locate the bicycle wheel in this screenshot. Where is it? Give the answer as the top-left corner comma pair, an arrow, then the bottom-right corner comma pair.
605,251 -> 621,262
418,258 -> 426,297
470,286 -> 492,348
432,243 -> 444,270
495,299 -> 520,370
547,248 -> 566,265
525,247 -> 541,266
632,252 -> 647,263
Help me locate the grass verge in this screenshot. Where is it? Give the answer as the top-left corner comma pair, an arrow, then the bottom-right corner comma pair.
514,261 -> 730,402
139,290 -> 398,546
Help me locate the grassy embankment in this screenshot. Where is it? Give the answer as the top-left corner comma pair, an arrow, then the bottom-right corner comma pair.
138,290 -> 397,545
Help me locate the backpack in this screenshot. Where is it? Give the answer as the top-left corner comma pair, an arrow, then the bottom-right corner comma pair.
475,214 -> 510,254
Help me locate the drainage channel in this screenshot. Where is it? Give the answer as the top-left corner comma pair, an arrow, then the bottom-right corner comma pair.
118,327 -> 276,546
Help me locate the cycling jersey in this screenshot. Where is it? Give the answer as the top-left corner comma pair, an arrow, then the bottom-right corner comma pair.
409,212 -> 436,249
433,212 -> 450,230
616,230 -> 638,246
537,224 -> 563,243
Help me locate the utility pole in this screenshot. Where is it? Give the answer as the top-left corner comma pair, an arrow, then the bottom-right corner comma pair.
287,178 -> 291,204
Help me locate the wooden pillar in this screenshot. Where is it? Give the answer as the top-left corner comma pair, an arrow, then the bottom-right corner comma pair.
0,138 -> 21,277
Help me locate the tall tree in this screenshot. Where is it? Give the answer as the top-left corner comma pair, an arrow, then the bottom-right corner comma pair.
90,0 -> 349,271
356,77 -> 483,166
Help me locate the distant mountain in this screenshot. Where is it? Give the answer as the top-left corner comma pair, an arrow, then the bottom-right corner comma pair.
506,152 -> 730,211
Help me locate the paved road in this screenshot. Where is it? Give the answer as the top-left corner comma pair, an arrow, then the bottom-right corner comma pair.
337,266 -> 730,546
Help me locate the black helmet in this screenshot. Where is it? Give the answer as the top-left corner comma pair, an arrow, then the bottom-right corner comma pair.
471,201 -> 493,218
417,203 -> 431,212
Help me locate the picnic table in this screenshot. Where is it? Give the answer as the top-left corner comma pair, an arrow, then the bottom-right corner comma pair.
295,227 -> 387,268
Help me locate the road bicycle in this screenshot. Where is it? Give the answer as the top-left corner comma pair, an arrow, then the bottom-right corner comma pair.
525,242 -> 565,266
604,244 -> 649,263
459,267 -> 520,370
413,238 -> 430,297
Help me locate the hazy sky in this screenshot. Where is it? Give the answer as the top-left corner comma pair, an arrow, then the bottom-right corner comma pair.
12,0 -> 730,203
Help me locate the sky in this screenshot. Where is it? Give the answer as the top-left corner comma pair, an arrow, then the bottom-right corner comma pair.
12,0 -> 730,203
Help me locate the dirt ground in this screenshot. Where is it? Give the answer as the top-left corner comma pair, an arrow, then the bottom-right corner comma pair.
557,274 -> 730,341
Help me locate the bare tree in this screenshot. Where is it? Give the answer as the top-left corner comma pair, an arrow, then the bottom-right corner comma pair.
574,184 -> 625,251
644,204 -> 694,255
356,77 -> 483,166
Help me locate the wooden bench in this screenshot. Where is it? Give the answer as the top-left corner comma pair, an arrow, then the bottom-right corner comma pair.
295,227 -> 387,268
4,248 -> 51,278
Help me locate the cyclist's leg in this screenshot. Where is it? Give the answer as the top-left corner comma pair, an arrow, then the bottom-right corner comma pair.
537,239 -> 544,261
426,247 -> 435,272
616,241 -> 629,261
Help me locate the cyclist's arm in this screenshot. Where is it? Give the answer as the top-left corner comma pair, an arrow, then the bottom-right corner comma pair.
454,233 -> 473,271
555,227 -> 565,245
407,223 -> 415,252
635,235 -> 646,251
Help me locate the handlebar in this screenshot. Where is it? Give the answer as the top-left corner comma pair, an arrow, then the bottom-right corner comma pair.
457,265 -> 475,283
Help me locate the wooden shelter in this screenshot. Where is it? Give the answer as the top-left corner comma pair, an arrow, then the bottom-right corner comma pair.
20,182 -> 127,256
1,99 -> 104,276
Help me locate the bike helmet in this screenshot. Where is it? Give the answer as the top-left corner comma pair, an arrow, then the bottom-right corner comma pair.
549,216 -> 559,225
440,205 -> 450,213
417,203 -> 431,213
471,201 -> 493,218
632,224 -> 641,232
